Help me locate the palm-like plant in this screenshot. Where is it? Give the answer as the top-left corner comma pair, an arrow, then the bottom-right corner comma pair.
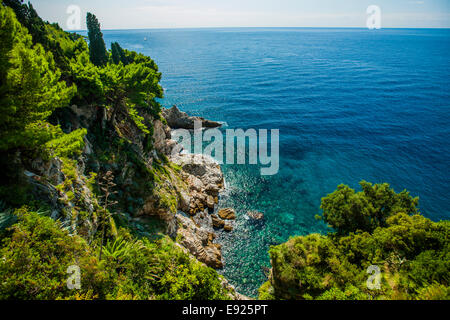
0,203 -> 16,233
102,237 -> 142,264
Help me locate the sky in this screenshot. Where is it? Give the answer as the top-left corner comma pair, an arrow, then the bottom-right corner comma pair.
29,0 -> 450,30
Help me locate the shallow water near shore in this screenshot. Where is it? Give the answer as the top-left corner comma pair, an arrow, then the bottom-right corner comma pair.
99,28 -> 450,296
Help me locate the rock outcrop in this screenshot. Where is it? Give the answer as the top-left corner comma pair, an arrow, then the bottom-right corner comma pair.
171,153 -> 224,215
218,208 -> 236,220
25,101 -> 239,290
26,156 -> 99,239
162,105 -> 222,129
168,152 -> 230,266
176,214 -> 223,268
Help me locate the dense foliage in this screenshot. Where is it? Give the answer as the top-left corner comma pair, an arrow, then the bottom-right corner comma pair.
0,1 -> 163,205
0,208 -> 231,300
0,1 -> 234,301
111,42 -> 128,65
0,4 -> 77,153
2,0 -> 84,73
259,182 -> 449,300
320,181 -> 419,235
0,3 -> 86,205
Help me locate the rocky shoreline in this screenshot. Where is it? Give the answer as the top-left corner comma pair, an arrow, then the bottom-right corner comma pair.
167,133 -> 236,270
161,107 -> 246,299
170,153 -> 227,269
127,105 -> 235,272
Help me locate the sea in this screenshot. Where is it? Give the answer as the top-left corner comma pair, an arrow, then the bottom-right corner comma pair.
98,28 -> 450,296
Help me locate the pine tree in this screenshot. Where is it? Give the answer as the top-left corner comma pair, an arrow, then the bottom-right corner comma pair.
0,5 -> 75,152
86,12 -> 108,67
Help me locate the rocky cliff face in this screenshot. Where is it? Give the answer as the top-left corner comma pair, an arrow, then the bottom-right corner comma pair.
25,156 -> 99,239
24,102 -> 234,273
19,101 -> 249,299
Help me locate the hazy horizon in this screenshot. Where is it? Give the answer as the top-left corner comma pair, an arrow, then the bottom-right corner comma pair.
29,0 -> 450,30
68,26 -> 450,32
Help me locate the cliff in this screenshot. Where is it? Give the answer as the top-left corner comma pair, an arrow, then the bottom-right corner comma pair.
0,2 -> 246,300
28,99 -> 243,293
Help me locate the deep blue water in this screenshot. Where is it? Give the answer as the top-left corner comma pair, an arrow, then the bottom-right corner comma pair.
100,28 -> 450,296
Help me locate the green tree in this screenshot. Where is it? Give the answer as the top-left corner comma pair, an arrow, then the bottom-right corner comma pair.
320,181 -> 419,235
0,5 -> 76,153
2,0 -> 82,73
86,12 -> 108,67
0,5 -> 85,206
111,42 -> 121,64
260,183 -> 448,301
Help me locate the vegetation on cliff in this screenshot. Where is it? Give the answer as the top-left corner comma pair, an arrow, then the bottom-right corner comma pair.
259,182 -> 449,300
0,208 -> 230,300
0,1 -> 233,300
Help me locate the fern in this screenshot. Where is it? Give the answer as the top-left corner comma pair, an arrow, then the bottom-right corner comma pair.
102,237 -> 136,263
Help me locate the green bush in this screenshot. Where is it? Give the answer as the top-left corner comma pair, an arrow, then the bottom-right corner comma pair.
261,183 -> 449,300
0,209 -> 232,300
0,208 -> 108,299
0,5 -> 76,154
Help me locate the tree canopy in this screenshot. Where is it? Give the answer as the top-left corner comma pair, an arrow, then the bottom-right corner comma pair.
320,181 -> 419,235
111,42 -> 128,65
0,4 -> 77,153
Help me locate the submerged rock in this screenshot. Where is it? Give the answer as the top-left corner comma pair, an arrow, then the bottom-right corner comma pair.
247,210 -> 264,221
224,222 -> 234,232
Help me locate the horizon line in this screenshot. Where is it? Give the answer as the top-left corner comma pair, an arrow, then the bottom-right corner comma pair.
65,26 -> 450,32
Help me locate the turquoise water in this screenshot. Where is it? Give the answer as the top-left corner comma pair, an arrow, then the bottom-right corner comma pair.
100,28 -> 450,296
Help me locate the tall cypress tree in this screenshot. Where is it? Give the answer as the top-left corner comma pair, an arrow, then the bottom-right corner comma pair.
86,12 -> 108,66
111,42 -> 128,65
111,42 -> 121,65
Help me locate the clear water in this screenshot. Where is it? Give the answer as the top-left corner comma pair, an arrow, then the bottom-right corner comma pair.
99,28 -> 450,296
